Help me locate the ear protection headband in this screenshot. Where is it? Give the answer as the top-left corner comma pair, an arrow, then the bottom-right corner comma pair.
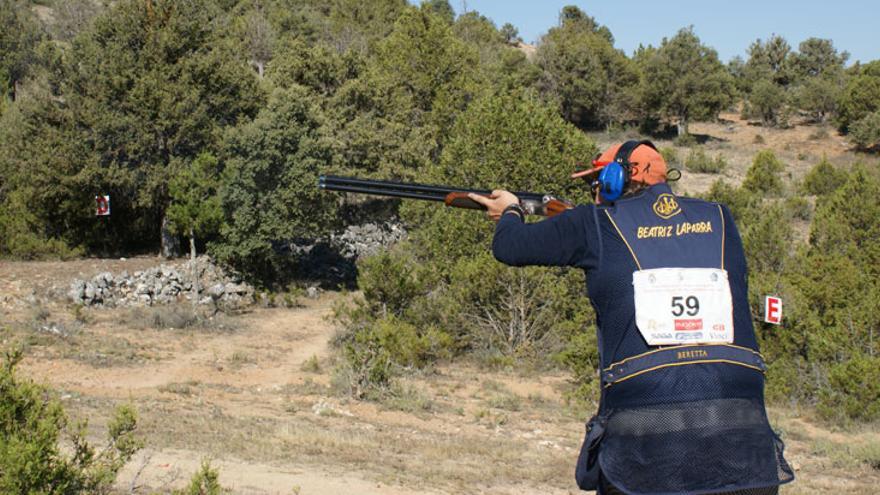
596,139 -> 657,202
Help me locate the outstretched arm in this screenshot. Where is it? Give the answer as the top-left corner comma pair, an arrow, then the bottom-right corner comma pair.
468,191 -> 591,268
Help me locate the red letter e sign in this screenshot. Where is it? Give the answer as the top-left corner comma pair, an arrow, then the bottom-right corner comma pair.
764,296 -> 782,325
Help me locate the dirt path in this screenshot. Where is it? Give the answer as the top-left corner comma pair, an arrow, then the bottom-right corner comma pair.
17,294 -> 450,494
118,448 -> 436,495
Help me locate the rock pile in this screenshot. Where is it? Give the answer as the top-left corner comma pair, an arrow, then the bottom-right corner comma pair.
330,222 -> 406,259
290,221 -> 407,284
68,256 -> 253,308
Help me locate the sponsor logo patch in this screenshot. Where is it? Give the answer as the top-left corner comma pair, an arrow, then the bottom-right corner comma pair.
674,318 -> 703,331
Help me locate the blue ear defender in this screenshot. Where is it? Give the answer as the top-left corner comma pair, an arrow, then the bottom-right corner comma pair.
598,162 -> 627,201
595,139 -> 657,202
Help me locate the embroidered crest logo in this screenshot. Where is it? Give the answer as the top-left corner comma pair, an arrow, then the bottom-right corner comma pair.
653,193 -> 681,219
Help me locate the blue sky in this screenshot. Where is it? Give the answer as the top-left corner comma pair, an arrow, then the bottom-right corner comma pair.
414,0 -> 879,64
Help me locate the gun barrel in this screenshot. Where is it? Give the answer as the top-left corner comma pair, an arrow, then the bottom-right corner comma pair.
319,175 -> 547,201
317,182 -> 448,202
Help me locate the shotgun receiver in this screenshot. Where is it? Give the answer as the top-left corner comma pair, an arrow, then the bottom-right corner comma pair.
318,175 -> 573,217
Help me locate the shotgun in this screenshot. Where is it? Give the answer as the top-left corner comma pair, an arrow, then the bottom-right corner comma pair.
318,175 -> 573,217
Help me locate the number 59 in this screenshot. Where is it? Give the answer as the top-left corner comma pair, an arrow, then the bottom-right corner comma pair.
671,296 -> 700,317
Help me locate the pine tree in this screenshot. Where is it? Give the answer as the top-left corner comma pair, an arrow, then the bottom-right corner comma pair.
641,27 -> 735,136
167,152 -> 223,304
535,5 -> 638,129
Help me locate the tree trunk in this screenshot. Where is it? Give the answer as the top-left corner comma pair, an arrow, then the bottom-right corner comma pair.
160,213 -> 180,258
189,227 -> 198,308
676,118 -> 689,137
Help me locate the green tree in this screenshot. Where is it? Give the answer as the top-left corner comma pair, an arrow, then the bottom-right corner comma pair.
500,22 -> 521,45
743,35 -> 793,87
785,167 -> 880,419
641,27 -> 735,136
63,0 -> 263,256
332,7 -> 479,178
794,74 -> 842,123
837,74 -> 880,132
167,152 -> 223,304
788,38 -> 847,123
339,91 -> 598,394
213,86 -> 338,283
745,78 -> 788,127
801,156 -> 849,196
0,0 -> 42,104
535,5 -> 638,128
0,81 -> 94,258
790,38 -> 848,80
849,110 -> 880,150
266,38 -> 362,96
421,0 -> 454,24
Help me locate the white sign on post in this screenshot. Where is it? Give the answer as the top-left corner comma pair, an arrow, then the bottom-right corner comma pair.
96,195 -> 110,216
764,296 -> 782,325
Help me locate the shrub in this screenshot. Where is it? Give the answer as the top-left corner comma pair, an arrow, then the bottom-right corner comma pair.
555,330 -> 600,407
174,460 -> 224,495
673,133 -> 697,147
702,179 -> 762,223
128,306 -> 201,330
753,134 -> 766,144
801,156 -> 849,195
684,147 -> 727,173
440,253 -> 592,358
764,357 -> 813,406
742,150 -> 786,196
356,248 -> 431,318
817,353 -> 880,422
0,348 -> 142,493
340,322 -> 394,398
300,355 -> 321,373
808,127 -> 829,140
849,110 -> 880,150
0,191 -> 83,260
658,146 -> 678,166
784,196 -> 812,221
765,167 -> 880,421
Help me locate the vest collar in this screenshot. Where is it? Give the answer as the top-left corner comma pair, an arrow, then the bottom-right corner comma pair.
603,182 -> 673,206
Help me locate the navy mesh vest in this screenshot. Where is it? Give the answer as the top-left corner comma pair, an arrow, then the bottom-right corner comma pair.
491,183 -> 794,495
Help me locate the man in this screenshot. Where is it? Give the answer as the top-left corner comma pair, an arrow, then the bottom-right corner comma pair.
468,140 -> 794,495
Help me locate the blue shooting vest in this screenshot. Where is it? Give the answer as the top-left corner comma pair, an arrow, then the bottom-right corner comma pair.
576,184 -> 793,495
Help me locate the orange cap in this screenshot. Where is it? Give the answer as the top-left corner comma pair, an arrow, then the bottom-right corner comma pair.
571,142 -> 668,185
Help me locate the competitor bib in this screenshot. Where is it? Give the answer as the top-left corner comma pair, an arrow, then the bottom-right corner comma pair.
632,268 -> 734,346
